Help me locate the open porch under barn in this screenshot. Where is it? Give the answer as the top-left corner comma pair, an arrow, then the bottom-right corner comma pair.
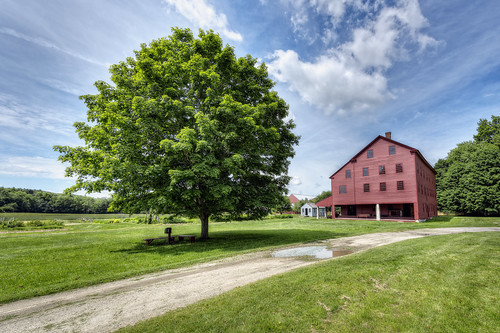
335,203 -> 415,220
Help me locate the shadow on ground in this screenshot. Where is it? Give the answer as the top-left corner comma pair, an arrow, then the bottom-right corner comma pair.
115,229 -> 348,256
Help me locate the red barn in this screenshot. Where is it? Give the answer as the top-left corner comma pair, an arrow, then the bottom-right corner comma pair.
330,132 -> 437,221
288,194 -> 300,204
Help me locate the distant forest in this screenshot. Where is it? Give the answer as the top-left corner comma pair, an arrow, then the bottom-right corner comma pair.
0,187 -> 115,214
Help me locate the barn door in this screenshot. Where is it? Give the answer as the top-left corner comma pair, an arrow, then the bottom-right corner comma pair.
403,204 -> 412,217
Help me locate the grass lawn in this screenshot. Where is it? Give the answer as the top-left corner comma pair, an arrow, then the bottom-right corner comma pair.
119,232 -> 500,333
0,215 -> 498,304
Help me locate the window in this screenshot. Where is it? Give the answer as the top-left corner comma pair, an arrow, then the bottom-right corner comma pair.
367,149 -> 373,158
389,145 -> 396,155
396,163 -> 403,173
379,165 -> 385,174
380,182 -> 386,191
346,170 -> 351,178
339,185 -> 347,194
363,167 -> 369,176
397,181 -> 404,190
364,184 -> 370,192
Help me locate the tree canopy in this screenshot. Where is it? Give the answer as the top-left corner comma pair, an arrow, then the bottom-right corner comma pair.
435,115 -> 500,216
0,187 -> 112,214
312,191 -> 331,203
54,28 -> 299,238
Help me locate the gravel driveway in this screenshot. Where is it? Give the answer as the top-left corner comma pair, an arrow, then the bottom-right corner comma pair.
1,227 -> 498,332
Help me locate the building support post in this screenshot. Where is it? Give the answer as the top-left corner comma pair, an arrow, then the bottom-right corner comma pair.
376,204 -> 381,221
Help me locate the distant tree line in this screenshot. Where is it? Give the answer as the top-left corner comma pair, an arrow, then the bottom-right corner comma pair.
0,187 -> 115,214
435,115 -> 500,216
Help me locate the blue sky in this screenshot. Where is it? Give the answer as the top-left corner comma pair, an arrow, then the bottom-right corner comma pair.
1,0 -> 499,199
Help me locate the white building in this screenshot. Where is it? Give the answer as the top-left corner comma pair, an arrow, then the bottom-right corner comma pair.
300,202 -> 326,218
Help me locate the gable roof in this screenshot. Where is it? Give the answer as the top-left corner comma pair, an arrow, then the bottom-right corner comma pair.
288,194 -> 299,204
315,195 -> 333,207
329,135 -> 436,179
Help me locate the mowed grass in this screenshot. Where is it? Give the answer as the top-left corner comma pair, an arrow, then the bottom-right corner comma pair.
0,215 -> 497,304
119,232 -> 500,333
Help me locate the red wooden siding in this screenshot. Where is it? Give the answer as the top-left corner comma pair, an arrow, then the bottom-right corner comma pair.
414,153 -> 438,219
315,195 -> 333,207
330,135 -> 437,221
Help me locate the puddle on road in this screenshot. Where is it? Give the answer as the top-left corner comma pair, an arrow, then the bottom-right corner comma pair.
272,246 -> 353,259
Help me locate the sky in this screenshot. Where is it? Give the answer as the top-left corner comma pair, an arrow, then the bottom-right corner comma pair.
0,0 -> 499,199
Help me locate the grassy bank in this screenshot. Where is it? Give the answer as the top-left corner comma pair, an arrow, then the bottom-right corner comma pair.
119,232 -> 500,333
0,216 -> 497,304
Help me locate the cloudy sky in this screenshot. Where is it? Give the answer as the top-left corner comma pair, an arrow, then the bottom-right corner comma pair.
1,0 -> 499,198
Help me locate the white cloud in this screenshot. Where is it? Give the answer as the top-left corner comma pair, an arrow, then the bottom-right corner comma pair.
284,0 -> 366,32
0,27 -> 106,67
268,0 -> 437,115
269,50 -> 391,114
0,93 -> 75,136
165,0 -> 242,42
39,78 -> 85,96
290,175 -> 302,186
0,156 -> 69,179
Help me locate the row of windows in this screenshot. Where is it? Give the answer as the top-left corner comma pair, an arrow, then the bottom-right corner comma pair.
419,184 -> 436,198
366,145 -> 396,159
339,181 -> 405,193
347,163 -> 403,178
417,166 -> 435,184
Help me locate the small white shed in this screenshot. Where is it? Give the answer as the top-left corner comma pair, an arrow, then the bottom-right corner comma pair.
301,202 -> 327,218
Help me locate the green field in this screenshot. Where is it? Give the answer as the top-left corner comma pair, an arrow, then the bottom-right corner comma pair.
0,212 -> 139,221
119,231 -> 500,333
0,214 -> 497,305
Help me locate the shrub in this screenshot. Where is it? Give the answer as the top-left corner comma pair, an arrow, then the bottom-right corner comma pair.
0,218 -> 63,230
163,215 -> 190,224
0,218 -> 24,229
26,220 -> 44,227
272,214 -> 294,219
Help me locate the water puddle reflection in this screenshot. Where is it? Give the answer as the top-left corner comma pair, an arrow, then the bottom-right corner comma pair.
272,246 -> 353,259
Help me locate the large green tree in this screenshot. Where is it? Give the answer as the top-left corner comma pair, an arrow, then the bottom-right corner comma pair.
54,28 -> 299,239
435,115 -> 500,215
312,190 -> 331,203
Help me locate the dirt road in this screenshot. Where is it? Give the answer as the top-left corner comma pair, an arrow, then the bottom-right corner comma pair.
1,227 -> 498,332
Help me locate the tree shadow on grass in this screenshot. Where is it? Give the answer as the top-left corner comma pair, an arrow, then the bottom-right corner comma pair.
115,229 -> 348,255
425,215 -> 455,223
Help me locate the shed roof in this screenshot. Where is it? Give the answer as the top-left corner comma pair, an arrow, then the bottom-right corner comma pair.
301,202 -> 317,208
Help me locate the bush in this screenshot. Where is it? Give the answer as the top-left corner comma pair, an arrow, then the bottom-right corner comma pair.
163,215 -> 191,224
272,214 -> 294,219
0,218 -> 24,229
26,220 -> 44,227
92,219 -> 121,224
0,218 -> 63,230
211,214 -> 257,222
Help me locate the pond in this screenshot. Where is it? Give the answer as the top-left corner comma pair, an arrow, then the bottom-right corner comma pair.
271,246 -> 353,259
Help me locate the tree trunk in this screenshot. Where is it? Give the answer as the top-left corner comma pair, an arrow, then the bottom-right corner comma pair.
199,212 -> 210,240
